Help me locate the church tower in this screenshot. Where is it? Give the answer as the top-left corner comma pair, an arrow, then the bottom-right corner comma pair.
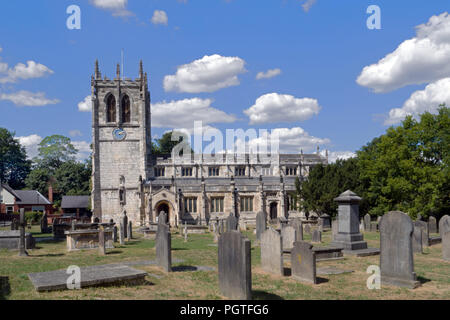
91,60 -> 151,223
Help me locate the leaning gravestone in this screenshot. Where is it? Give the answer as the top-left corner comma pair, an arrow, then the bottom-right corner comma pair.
226,214 -> 238,232
414,220 -> 429,247
439,215 -> 450,261
380,211 -> 420,288
291,241 -> 317,284
412,225 -> 423,254
256,211 -> 267,241
156,223 -> 172,272
311,229 -> 322,243
364,214 -> 371,231
218,231 -> 251,300
260,228 -> 283,276
281,225 -> 296,250
127,221 -> 132,241
428,216 -> 437,234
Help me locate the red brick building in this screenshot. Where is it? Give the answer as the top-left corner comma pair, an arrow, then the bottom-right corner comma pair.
0,183 -> 53,215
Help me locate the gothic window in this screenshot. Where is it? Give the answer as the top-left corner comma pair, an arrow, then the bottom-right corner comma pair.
121,95 -> 131,123
211,197 -> 224,213
154,167 -> 165,177
240,197 -> 253,212
182,167 -> 193,177
286,167 -> 297,176
106,95 -> 116,123
208,167 -> 220,177
235,166 -> 246,176
184,197 -> 197,213
288,193 -> 297,211
261,167 -> 273,176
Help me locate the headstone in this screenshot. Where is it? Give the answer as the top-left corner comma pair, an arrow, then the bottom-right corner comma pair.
294,219 -> 303,241
218,231 -> 251,300
304,224 -> 311,235
281,225 -> 296,250
255,211 -> 267,241
319,214 -> 331,229
156,223 -> 172,272
332,219 -> 338,241
127,221 -> 132,241
380,211 -> 420,288
414,220 -> 429,247
370,222 -> 378,232
359,219 -> 365,232
158,211 -> 167,226
18,209 -> 28,257
121,211 -> 128,238
439,215 -> 450,261
412,226 -> 423,254
260,228 -> 283,276
311,229 -> 322,243
363,214 -> 371,231
291,241 -> 316,284
113,226 -> 118,242
184,222 -> 188,243
226,214 -> 238,232
428,216 -> 437,234
98,226 -> 106,255
40,213 -> 48,233
119,222 -> 125,245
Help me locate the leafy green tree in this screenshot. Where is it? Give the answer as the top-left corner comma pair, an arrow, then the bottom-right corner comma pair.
52,161 -> 91,207
34,135 -> 78,171
0,128 -> 31,189
25,168 -> 51,197
153,131 -> 193,156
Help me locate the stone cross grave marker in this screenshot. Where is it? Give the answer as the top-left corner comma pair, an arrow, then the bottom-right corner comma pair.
439,215 -> 450,261
428,216 -> 437,234
291,241 -> 316,284
260,227 -> 283,276
218,231 -> 251,300
156,223 -> 172,272
380,211 -> 420,289
281,225 -> 296,250
18,209 -> 28,257
256,211 -> 266,241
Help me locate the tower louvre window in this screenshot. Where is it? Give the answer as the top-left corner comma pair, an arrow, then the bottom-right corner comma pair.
121,95 -> 131,123
106,95 -> 116,123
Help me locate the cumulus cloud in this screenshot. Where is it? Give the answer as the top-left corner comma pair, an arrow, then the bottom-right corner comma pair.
151,10 -> 168,25
301,0 -> 317,13
244,93 -> 321,125
72,141 -> 92,161
384,77 -> 450,125
0,60 -> 54,84
164,54 -> 246,93
152,98 -> 236,129
78,95 -> 92,112
89,0 -> 133,17
320,150 -> 356,163
17,134 -> 42,159
0,91 -> 60,106
357,12 -> 450,93
256,68 -> 281,80
69,130 -> 83,137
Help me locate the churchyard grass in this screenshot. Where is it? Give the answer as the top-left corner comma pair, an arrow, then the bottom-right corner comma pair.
0,225 -> 449,300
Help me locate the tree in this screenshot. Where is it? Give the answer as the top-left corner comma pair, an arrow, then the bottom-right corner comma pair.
52,161 -> 91,207
34,135 -> 78,171
153,131 -> 193,156
0,128 -> 31,189
25,168 -> 51,197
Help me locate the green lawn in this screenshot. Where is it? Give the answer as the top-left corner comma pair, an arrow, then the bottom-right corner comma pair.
0,225 -> 449,300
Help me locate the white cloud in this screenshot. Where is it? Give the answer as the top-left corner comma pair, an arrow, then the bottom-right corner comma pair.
357,12 -> 450,93
0,91 -> 60,106
320,150 -> 356,163
244,93 -> 321,125
69,130 -> 83,137
151,10 -> 168,25
89,0 -> 133,17
0,60 -> 54,84
72,141 -> 92,161
301,0 -> 317,13
17,134 -> 42,159
384,77 -> 450,125
152,98 -> 236,129
164,54 -> 246,93
78,95 -> 92,112
256,68 -> 281,80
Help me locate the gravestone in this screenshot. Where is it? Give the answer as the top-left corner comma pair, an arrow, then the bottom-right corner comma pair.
332,219 -> 338,241
428,216 -> 437,234
364,214 -> 371,231
218,231 -> 251,300
331,191 -> 379,256
226,214 -> 238,232
311,229 -> 322,243
260,228 -> 283,276
304,224 -> 311,235
127,221 -> 132,241
121,211 -> 128,238
158,211 -> 167,226
256,211 -> 267,241
71,220 -> 76,231
40,213 -> 48,233
113,226 -> 118,242
359,219 -> 365,232
412,225 -> 423,254
119,222 -> 125,245
184,222 -> 188,243
380,211 -> 420,288
414,220 -> 429,247
439,215 -> 450,261
281,225 -> 296,250
319,214 -> 331,230
291,241 -> 317,284
294,219 -> 303,241
18,209 -> 28,257
156,223 -> 172,272
11,219 -> 18,231
98,226 -> 106,255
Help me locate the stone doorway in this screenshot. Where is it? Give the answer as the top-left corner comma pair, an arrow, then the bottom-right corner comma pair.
270,202 -> 278,220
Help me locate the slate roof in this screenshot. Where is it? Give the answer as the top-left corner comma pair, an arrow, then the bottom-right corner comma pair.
1,184 -> 21,200
14,190 -> 51,205
61,196 -> 90,209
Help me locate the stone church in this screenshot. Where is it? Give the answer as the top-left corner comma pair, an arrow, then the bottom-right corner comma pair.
91,61 -> 328,226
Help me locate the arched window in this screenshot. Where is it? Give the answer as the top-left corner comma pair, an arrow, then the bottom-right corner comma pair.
121,95 -> 131,123
106,95 -> 116,123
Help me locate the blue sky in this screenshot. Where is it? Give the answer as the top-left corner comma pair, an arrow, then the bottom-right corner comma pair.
1,0 -> 449,162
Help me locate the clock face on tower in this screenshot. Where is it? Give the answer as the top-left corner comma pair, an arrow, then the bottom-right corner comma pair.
112,128 -> 127,141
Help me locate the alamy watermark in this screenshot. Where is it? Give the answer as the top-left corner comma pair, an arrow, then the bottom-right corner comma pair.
366,5 -> 381,30
66,5 -> 81,30
366,265 -> 381,289
66,265 -> 81,290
